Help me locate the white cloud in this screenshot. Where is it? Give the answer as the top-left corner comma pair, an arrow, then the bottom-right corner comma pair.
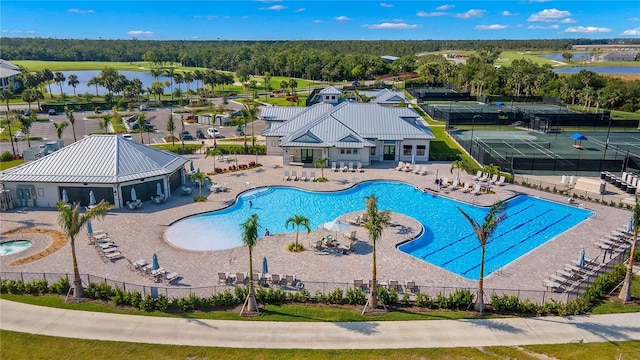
563,26 -> 612,34
417,11 -> 446,17
436,4 -> 454,11
501,11 -> 516,16
380,3 -> 393,8
241,15 -> 249,19
2,29 -> 36,34
560,18 -> 576,23
620,27 -> 640,36
528,24 -> 560,30
314,19 -> 322,23
528,8 -> 571,22
295,8 -> 305,12
363,22 -> 420,30
127,30 -> 154,37
67,9 -> 94,14
629,17 -> 639,22
193,15 -> 202,18
528,0 -> 551,2
456,9 -> 485,19
263,5 -> 286,10
335,16 -> 352,21
475,24 -> 508,30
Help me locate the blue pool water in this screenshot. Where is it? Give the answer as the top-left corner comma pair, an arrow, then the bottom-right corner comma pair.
166,181 -> 593,279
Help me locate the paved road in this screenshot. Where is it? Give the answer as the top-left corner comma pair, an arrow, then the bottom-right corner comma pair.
1,299 -> 638,349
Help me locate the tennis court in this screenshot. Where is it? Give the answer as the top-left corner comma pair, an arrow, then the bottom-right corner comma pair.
451,129 -> 640,175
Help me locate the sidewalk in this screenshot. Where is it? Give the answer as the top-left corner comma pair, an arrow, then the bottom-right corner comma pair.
1,299 -> 638,349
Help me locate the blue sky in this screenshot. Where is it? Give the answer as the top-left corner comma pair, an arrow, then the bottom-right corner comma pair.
2,1 -> 639,40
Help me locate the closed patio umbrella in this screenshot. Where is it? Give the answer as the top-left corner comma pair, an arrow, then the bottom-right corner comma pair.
578,248 -> 585,267
262,256 -> 268,274
190,161 -> 194,173
61,189 -> 68,203
86,219 -> 93,235
152,253 -> 159,270
89,191 -> 96,206
156,183 -> 163,197
131,188 -> 138,202
627,217 -> 633,233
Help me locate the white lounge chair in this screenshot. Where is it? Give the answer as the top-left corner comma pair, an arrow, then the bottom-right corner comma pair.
471,183 -> 482,195
343,230 -> 357,241
450,179 -> 459,189
357,163 -> 363,172
291,170 -> 299,181
395,161 -> 405,171
331,162 -> 337,172
340,162 -> 346,172
403,163 -> 413,172
479,173 -> 490,182
489,174 -> 499,184
300,171 -> 308,181
283,170 -> 290,181
441,177 -> 450,188
472,170 -> 483,180
418,166 -> 428,175
496,175 -> 506,186
309,171 -> 316,182
412,165 -> 422,174
165,272 -> 180,283
348,162 -> 355,172
461,183 -> 471,193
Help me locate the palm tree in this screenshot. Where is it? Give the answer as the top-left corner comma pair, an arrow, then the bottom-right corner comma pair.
64,107 -> 77,142
87,76 -> 102,96
53,121 -> 69,139
136,113 -> 146,143
205,147 -> 223,173
242,103 -> 259,148
190,171 -> 209,197
362,194 -> 391,311
450,159 -> 468,183
54,71 -> 66,96
39,69 -> 54,98
314,157 -> 329,179
619,199 -> 639,302
457,201 -> 506,314
17,114 -> 34,147
240,214 -> 260,315
67,74 -> 79,97
285,214 -> 311,250
57,201 -> 113,301
166,112 -> 175,146
0,87 -> 16,154
164,68 -> 175,98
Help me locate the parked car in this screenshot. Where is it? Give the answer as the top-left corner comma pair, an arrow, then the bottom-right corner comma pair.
139,104 -> 148,111
185,115 -> 197,121
23,109 -> 31,116
129,121 -> 154,131
48,109 -> 57,115
196,129 -> 206,139
207,128 -> 221,138
180,131 -> 194,141
122,134 -> 133,140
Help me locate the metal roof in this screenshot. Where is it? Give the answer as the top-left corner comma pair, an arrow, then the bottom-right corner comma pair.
0,59 -> 21,79
318,86 -> 343,95
262,103 -> 334,137
360,89 -> 410,104
0,135 -> 188,184
259,107 -> 309,121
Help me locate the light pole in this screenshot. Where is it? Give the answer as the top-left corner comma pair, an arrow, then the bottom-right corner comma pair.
603,115 -> 612,159
471,114 -> 481,156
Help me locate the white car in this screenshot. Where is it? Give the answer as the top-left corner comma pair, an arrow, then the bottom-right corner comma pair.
122,134 -> 133,140
207,128 -> 221,138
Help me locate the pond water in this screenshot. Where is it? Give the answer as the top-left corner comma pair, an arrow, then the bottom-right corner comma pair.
539,53 -> 590,62
553,66 -> 640,75
56,70 -> 187,96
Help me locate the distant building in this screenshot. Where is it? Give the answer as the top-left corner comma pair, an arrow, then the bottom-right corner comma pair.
0,59 -> 22,91
593,51 -> 639,62
381,55 -> 399,63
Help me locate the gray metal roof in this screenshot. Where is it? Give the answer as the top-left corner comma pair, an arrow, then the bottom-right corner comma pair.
318,86 -> 342,95
0,135 -> 188,184
262,103 -> 334,137
0,59 -> 21,79
259,107 -> 309,121
360,88 -> 410,104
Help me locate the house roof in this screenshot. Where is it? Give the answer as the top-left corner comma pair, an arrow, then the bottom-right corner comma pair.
265,102 -> 433,148
259,103 -> 333,122
0,135 -> 188,184
318,86 -> 342,95
0,59 -> 21,79
359,88 -> 409,104
381,55 -> 400,62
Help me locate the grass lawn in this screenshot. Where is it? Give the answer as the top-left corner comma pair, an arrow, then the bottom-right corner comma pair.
0,158 -> 25,170
1,330 -> 638,359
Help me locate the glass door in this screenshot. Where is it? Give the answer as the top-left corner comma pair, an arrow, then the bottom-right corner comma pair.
301,149 -> 313,163
383,145 -> 395,160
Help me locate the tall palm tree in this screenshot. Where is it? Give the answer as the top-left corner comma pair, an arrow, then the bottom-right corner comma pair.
362,194 -> 391,310
190,171 -> 209,197
67,74 -> 79,97
164,68 -> 175,98
64,107 -> 77,142
450,159 -> 468,183
205,147 -> 223,173
39,69 -> 54,98
18,113 -> 35,147
242,103 -> 259,148
314,157 -> 329,179
285,214 -> 311,249
87,76 -> 102,96
240,214 -> 260,315
166,112 -> 175,146
57,201 -> 113,301
136,113 -> 146,143
457,201 -> 506,314
53,121 -> 69,139
0,87 -> 16,154
54,71 -> 66,96
619,199 -> 639,302
183,71 -> 193,104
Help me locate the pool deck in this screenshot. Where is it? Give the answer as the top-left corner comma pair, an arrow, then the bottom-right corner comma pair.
0,154 -> 632,294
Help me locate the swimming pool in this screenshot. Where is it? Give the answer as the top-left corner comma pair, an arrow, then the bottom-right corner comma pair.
0,240 -> 33,256
166,181 -> 593,279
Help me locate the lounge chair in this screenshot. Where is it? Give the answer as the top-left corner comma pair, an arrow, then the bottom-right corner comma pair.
479,173 -> 490,182
340,162 -> 346,172
300,171 -> 308,181
395,161 -> 405,171
472,170 -> 483,180
310,240 -> 324,251
331,162 -> 338,172
283,170 -> 290,181
357,163 -> 363,172
235,273 -> 246,285
354,279 -> 365,290
218,272 -> 230,285
450,179 -> 459,189
441,177 -> 450,188
291,170 -> 299,181
461,183 -> 471,193
496,175 -> 506,186
165,272 -> 180,283
285,275 -> 295,287
471,183 -> 482,195
543,279 -> 563,292
309,172 -> 316,182
489,174 -> 499,184
403,164 -> 413,172
343,230 -> 357,241
412,165 -> 422,175
417,166 -> 428,175
105,251 -> 123,260
347,215 -> 361,226
271,274 -> 281,286
388,280 -> 399,291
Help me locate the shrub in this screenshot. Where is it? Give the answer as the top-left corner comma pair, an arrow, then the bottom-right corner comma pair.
85,281 -> 114,300
326,288 -> 344,304
287,242 -> 304,252
414,293 -> 434,308
0,151 -> 12,162
49,277 -> 71,294
345,287 -> 366,305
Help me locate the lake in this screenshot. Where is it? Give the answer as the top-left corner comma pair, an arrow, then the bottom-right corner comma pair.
553,66 -> 640,75
539,53 -> 590,62
56,70 -> 187,96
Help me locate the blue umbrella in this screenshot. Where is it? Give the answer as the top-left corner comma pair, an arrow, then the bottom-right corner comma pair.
190,161 -> 194,172
571,133 -> 588,146
262,256 -> 268,274
496,101 -> 504,106
578,248 -> 585,267
152,253 -> 159,270
89,191 -> 96,206
628,217 -> 634,233
62,189 -> 69,203
86,219 -> 93,235
197,167 -> 200,174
